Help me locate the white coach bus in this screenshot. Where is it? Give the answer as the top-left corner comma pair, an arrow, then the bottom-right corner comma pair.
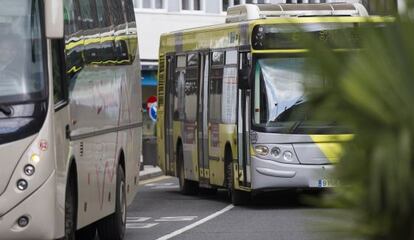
0,0 -> 141,239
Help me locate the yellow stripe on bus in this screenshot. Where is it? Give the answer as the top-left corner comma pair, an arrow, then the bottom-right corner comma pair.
310,134 -> 353,163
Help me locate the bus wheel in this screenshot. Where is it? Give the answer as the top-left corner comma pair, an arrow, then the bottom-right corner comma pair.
177,146 -> 198,195
97,165 -> 126,240
64,176 -> 76,240
225,152 -> 249,206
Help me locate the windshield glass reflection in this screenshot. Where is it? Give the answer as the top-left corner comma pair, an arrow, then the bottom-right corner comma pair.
0,0 -> 46,103
253,57 -> 346,134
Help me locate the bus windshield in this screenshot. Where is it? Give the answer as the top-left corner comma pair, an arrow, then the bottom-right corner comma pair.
0,0 -> 46,104
253,57 -> 346,134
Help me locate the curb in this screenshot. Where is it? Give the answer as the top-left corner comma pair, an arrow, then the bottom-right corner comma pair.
139,167 -> 164,181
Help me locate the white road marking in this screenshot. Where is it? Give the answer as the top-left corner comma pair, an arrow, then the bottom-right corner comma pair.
144,182 -> 179,190
155,204 -> 234,240
126,217 -> 151,223
155,216 -> 197,222
126,223 -> 159,229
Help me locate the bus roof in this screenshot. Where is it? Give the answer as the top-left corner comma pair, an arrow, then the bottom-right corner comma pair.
159,4 -> 392,54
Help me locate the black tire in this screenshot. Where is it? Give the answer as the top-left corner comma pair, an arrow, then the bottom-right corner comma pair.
177,145 -> 199,195
64,175 -> 76,240
225,150 -> 250,206
97,166 -> 126,240
76,223 -> 97,240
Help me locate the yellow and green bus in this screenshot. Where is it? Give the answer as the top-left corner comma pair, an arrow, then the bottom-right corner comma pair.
157,3 -> 388,204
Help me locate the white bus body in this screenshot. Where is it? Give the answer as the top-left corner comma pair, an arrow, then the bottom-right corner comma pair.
0,0 -> 141,239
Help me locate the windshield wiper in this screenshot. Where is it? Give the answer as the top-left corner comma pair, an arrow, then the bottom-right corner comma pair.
0,105 -> 12,116
289,120 -> 304,134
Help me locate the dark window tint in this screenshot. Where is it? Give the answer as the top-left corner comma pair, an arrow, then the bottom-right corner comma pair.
63,0 -> 77,34
79,0 -> 96,29
95,0 -> 110,27
209,67 -> 223,122
110,0 -> 126,26
125,0 -> 135,22
184,68 -> 198,121
65,0 -> 84,81
212,51 -> 224,65
52,40 -> 67,104
173,55 -> 186,121
187,53 -> 198,66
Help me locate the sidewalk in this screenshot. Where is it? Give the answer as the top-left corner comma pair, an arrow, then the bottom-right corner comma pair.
139,165 -> 163,181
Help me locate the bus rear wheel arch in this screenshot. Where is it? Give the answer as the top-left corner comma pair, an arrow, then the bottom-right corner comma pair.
97,164 -> 126,240
63,159 -> 98,240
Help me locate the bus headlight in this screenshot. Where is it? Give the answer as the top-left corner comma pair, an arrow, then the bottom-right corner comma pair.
24,165 -> 35,176
17,179 -> 28,191
283,151 -> 294,162
254,145 -> 269,156
254,144 -> 299,164
271,147 -> 281,158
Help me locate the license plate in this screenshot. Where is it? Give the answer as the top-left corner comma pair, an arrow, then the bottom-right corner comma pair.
317,178 -> 339,188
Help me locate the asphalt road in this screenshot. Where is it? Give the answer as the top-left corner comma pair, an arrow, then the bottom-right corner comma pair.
125,176 -> 344,240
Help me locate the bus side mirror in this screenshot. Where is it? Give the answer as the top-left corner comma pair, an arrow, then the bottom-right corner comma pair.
44,0 -> 64,39
238,68 -> 251,89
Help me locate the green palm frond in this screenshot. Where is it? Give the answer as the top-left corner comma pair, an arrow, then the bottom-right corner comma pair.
306,18 -> 414,240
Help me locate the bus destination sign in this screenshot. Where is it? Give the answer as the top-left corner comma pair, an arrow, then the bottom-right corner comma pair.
252,23 -> 362,50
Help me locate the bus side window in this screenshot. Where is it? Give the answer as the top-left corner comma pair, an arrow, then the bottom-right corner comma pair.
125,0 -> 135,23
110,0 -> 129,63
109,0 -> 124,27
63,0 -> 76,81
63,0 -> 77,35
174,55 -> 186,121
124,0 -> 137,62
95,0 -> 109,27
222,50 -> 238,124
184,53 -> 199,122
79,0 -> 97,30
52,39 -> 67,105
209,51 -> 224,123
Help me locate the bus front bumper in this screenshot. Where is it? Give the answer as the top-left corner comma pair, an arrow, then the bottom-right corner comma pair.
251,156 -> 336,190
0,171 -> 58,240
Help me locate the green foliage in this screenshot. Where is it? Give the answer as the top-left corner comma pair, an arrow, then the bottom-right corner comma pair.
307,19 -> 414,240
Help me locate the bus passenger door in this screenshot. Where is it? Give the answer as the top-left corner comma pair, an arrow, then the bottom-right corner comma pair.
237,51 -> 252,188
165,55 -> 175,175
197,52 -> 210,185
